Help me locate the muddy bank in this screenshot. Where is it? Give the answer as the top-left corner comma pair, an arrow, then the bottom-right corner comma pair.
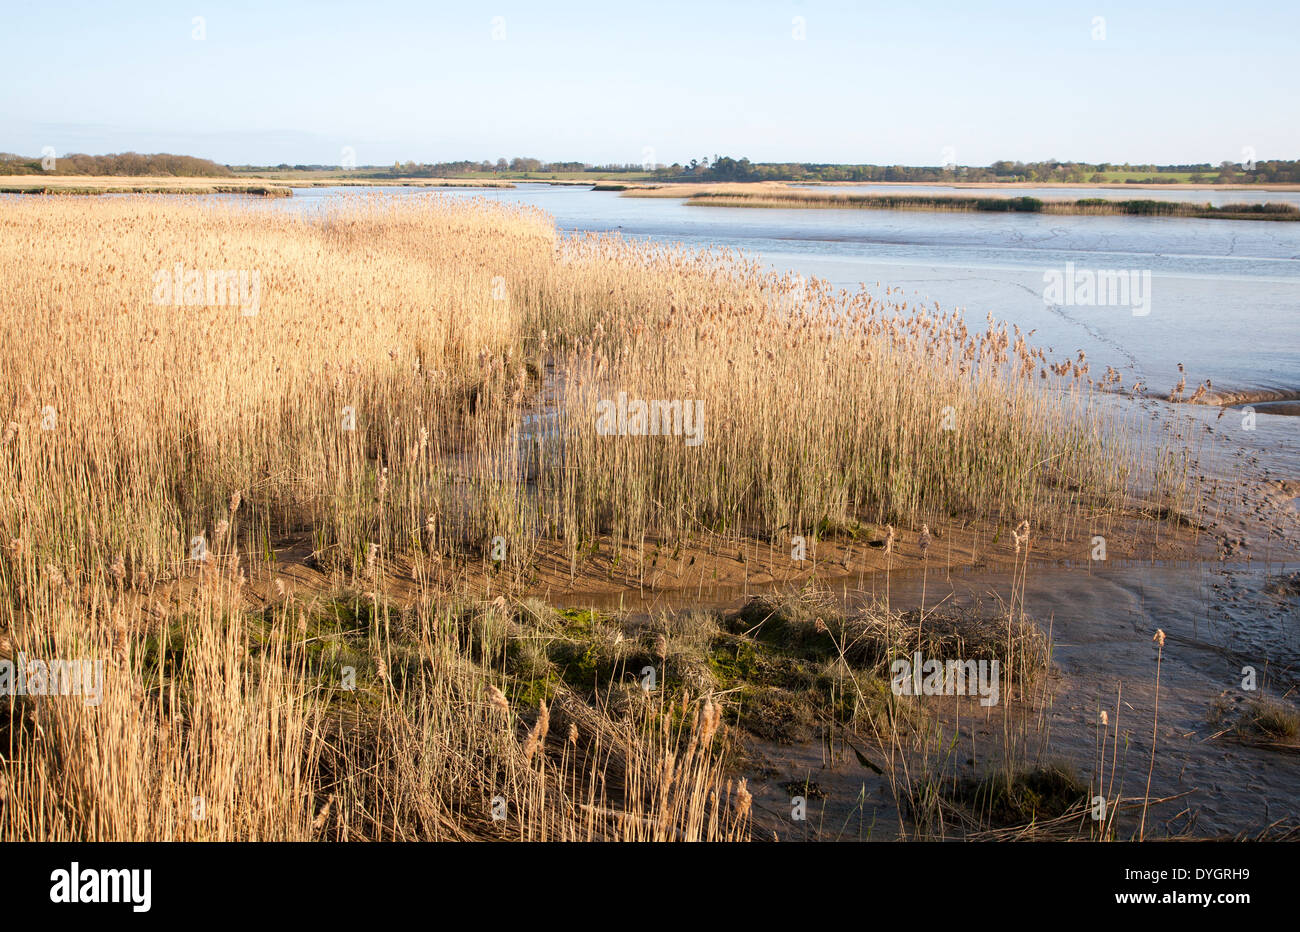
198,507 -> 1208,622
737,559 -> 1299,840
1149,386 -> 1300,418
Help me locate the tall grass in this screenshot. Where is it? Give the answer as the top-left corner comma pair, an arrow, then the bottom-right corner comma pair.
0,195 -> 1160,586
0,194 -> 1180,839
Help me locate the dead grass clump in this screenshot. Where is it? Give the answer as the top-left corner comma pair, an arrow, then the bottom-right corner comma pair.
910,764 -> 1090,837
730,588 -> 1051,692
1210,694 -> 1300,747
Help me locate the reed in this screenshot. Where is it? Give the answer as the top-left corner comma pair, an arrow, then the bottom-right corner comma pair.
0,176 -> 294,196
674,188 -> 1300,220
0,193 -> 1187,840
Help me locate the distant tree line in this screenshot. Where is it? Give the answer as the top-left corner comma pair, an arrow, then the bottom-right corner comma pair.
222,158 -> 650,177
649,156 -> 1300,185
0,152 -> 233,176
5,151 -> 1298,184
375,157 -> 649,177
1214,160 -> 1300,184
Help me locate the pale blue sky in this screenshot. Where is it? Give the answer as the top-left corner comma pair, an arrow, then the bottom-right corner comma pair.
3,0 -> 1297,166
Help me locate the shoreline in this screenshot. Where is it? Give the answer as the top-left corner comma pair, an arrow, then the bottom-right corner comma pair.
677,189 -> 1300,220
0,178 -> 294,197
0,174 -> 520,196
788,179 -> 1300,192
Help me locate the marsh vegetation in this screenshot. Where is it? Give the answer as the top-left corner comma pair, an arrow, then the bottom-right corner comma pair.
0,194 -> 1226,841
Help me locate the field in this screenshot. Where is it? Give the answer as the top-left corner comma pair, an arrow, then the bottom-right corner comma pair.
1090,170 -> 1218,183
0,193 -> 1214,841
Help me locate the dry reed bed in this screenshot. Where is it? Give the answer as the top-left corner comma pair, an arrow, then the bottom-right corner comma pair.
0,195 -> 1170,590
0,194 -> 1184,839
659,187 -> 1300,220
1,579 -> 747,840
0,176 -> 294,197
0,175 -> 518,196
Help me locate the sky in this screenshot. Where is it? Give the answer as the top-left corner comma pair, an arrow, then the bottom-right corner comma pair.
2,0 -> 1297,167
